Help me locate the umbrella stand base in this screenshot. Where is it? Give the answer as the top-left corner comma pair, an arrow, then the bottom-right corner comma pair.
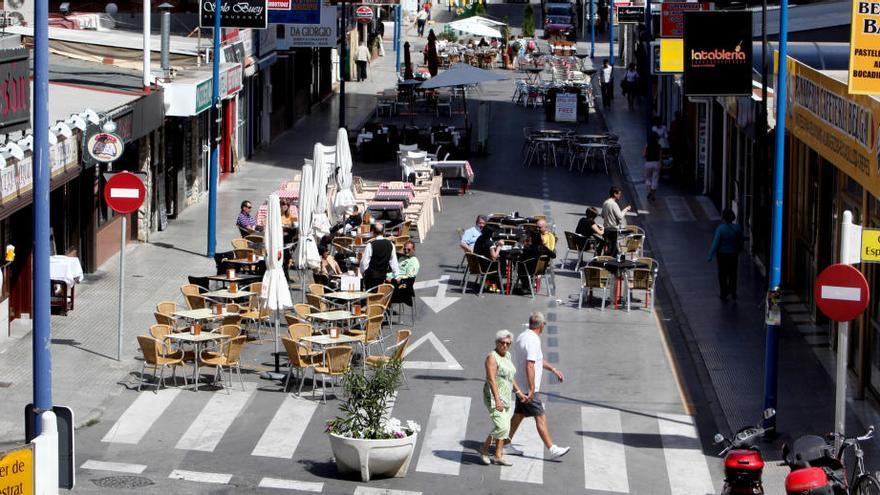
260,371 -> 287,381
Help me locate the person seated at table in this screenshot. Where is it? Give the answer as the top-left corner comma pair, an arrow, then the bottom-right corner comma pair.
467,39 -> 476,50
474,225 -> 502,291
236,200 -> 263,236
314,244 -> 343,289
515,233 -> 541,293
478,37 -> 489,48
576,207 -> 606,253
536,219 -> 557,258
390,241 -> 420,280
331,205 -> 363,235
279,200 -> 296,228
461,215 -> 488,253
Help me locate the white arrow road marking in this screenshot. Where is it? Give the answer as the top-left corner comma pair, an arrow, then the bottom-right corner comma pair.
415,275 -> 460,313
402,331 -> 463,370
109,188 -> 140,198
821,285 -> 861,301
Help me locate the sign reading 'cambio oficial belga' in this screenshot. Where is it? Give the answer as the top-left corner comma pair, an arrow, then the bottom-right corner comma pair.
849,0 -> 880,94
683,11 -> 752,97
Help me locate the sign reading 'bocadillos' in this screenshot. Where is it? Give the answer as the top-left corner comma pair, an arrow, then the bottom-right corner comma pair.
0,48 -> 29,134
683,11 -> 752,96
200,0 -> 268,29
848,0 -> 880,94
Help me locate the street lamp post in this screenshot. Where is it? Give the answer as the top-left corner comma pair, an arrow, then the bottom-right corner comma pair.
207,0 -> 221,257
339,0 -> 347,129
763,0 -> 790,431
590,0 -> 595,58
609,0 -> 614,65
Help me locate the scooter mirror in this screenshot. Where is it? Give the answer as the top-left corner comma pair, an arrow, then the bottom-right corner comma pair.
763,408 -> 776,419
713,433 -> 724,444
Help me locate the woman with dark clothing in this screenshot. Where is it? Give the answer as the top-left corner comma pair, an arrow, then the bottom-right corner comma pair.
707,209 -> 743,301
473,226 -> 502,290
575,208 -> 606,254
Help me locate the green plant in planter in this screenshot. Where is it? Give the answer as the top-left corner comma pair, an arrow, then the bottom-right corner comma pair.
522,4 -> 535,38
327,361 -> 420,440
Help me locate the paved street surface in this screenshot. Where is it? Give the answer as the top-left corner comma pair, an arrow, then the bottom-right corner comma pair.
4,3 -> 879,494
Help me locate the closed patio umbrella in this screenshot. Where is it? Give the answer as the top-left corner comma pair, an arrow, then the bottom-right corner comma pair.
403,41 -> 414,81
333,128 -> 356,218
260,194 -> 293,374
295,163 -> 319,302
312,143 -> 333,237
427,29 -> 439,77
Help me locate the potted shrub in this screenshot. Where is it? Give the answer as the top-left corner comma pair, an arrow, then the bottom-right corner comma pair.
326,361 -> 420,482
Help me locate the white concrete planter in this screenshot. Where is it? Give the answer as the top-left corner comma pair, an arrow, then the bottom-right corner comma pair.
329,431 -> 417,482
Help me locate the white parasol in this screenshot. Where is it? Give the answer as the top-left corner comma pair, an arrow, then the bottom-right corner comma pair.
260,194 -> 293,373
312,143 -> 333,237
295,163 -> 320,272
333,128 -> 356,218
447,18 -> 503,38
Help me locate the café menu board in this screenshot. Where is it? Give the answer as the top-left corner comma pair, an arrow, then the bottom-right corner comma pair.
200,0 -> 268,29
0,49 -> 29,133
848,0 -> 880,94
683,11 -> 753,96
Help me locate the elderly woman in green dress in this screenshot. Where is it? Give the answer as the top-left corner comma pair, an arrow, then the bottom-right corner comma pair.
479,329 -> 527,466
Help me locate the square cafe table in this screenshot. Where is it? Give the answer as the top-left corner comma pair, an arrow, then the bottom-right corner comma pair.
165,332 -> 227,391
206,273 -> 262,287
172,308 -> 231,324
202,289 -> 256,301
306,310 -> 364,332
323,291 -> 371,311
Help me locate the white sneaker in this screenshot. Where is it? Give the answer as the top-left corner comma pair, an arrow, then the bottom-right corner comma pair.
504,444 -> 524,456
548,445 -> 570,459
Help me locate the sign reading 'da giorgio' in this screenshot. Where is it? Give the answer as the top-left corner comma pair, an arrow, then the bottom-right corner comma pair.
848,0 -> 880,94
200,0 -> 268,29
0,49 -> 29,133
683,11 -> 753,96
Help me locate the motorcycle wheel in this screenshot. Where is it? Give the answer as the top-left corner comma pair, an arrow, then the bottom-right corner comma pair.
853,474 -> 880,495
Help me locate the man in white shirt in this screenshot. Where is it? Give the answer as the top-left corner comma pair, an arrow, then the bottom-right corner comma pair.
506,311 -> 570,460
460,215 -> 487,253
355,42 -> 371,82
601,186 -> 630,257
416,9 -> 428,37
600,59 -> 613,109
359,223 -> 400,289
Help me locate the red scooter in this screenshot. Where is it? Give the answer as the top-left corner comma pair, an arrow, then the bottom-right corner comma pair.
714,408 -> 776,494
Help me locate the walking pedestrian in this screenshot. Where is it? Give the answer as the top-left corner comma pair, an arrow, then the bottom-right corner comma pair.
506,312 -> 570,460
708,209 -> 743,300
479,329 -> 527,466
355,42 -> 370,82
416,9 -> 428,37
622,63 -> 638,110
359,223 -> 400,289
600,59 -> 613,109
601,186 -> 630,257
644,131 -> 661,202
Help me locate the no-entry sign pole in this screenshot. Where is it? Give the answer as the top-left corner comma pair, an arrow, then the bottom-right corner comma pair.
104,172 -> 146,361
815,210 -> 869,451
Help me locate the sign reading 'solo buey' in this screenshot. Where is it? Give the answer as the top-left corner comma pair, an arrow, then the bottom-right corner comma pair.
850,0 -> 880,94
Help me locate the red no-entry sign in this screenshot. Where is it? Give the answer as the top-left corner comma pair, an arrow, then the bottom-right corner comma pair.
104,171 -> 146,215
815,264 -> 870,322
356,5 -> 373,23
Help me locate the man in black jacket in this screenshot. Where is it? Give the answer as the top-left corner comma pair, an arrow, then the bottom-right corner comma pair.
359,223 -> 400,290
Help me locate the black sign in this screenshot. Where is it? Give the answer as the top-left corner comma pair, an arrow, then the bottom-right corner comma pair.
617,6 -> 645,23
200,0 -> 268,29
0,49 -> 29,133
683,11 -> 753,96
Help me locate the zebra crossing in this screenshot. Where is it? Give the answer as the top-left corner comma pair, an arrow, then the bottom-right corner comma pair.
84,387 -> 719,493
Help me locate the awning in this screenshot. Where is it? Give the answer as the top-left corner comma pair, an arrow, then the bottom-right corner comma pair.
162,63 -> 242,117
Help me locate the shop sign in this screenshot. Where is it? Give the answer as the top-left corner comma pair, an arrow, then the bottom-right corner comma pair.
0,48 -> 29,134
0,162 -> 16,204
356,5 -> 374,23
555,93 -> 577,122
659,38 -> 683,73
0,444 -> 33,495
660,2 -> 709,38
220,63 -> 243,97
683,11 -> 752,96
286,4 -> 337,48
861,228 -> 880,262
616,6 -> 644,24
113,111 -> 134,142
50,138 -> 78,177
269,0 -> 292,8
611,1 -> 632,25
785,56 -> 880,198
848,0 -> 880,94
16,155 -> 31,194
200,0 -> 268,29
196,79 -> 213,114
87,132 -> 124,163
268,0 -> 321,24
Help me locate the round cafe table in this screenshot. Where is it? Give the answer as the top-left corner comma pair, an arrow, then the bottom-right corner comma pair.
588,258 -> 648,310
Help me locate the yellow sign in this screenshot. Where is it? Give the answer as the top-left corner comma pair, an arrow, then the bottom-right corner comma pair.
0,445 -> 33,495
784,55 -> 880,198
862,228 -> 880,262
660,38 -> 684,73
849,0 -> 880,94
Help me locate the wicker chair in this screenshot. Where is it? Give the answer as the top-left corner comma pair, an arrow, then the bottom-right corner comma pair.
281,337 -> 319,396
579,266 -> 611,310
313,346 -> 353,402
137,335 -> 187,392
199,335 -> 247,393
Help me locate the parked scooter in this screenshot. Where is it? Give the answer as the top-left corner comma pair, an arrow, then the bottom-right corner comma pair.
782,426 -> 878,495
714,408 -> 776,495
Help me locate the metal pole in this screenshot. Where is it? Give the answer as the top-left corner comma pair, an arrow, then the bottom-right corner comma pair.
117,215 -> 126,361
207,0 -> 221,257
761,0 -> 769,172
763,0 -> 789,432
143,0 -> 151,90
33,0 -> 52,436
609,0 -> 614,66
834,210 -> 855,451
395,5 -> 401,76
644,1 -> 652,139
340,0 -> 347,129
590,0 -> 595,58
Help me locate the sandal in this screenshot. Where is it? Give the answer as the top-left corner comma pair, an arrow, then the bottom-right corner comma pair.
493,457 -> 513,466
478,449 -> 491,465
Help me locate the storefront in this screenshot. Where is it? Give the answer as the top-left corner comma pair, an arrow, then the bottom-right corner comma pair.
782,57 -> 880,399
